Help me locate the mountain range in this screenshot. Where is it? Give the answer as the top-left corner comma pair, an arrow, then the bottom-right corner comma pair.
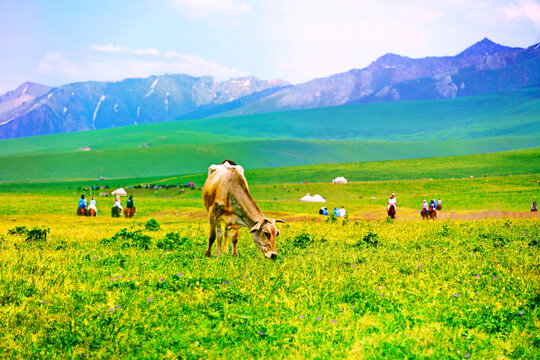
1,38 -> 539,140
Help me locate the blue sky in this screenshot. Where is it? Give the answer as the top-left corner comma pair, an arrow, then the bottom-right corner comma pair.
1,0 -> 539,93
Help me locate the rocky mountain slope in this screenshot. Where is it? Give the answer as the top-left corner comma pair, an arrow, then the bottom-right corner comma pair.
219,38 -> 540,116
0,75 -> 289,139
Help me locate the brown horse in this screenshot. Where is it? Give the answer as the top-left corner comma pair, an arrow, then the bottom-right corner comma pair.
77,207 -> 86,216
436,204 -> 442,211
86,208 -> 96,217
124,207 -> 136,218
387,204 -> 396,219
421,208 -> 428,219
428,206 -> 437,219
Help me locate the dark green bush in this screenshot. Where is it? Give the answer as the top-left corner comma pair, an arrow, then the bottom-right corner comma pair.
8,226 -> 28,235
145,218 -> 160,231
157,232 -> 190,251
25,227 -> 49,242
101,228 -> 152,250
355,230 -> 381,248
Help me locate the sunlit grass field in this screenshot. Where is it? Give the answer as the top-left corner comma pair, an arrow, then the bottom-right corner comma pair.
0,151 -> 539,359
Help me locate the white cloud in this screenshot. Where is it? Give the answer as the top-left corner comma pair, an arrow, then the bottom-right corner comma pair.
35,48 -> 248,85
89,44 -> 128,53
37,51 -> 81,76
171,0 -> 252,17
501,0 -> 540,29
90,44 -> 160,56
132,48 -> 160,56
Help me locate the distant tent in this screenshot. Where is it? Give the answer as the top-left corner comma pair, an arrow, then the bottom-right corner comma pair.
300,193 -> 326,203
111,187 -> 127,196
332,176 -> 348,184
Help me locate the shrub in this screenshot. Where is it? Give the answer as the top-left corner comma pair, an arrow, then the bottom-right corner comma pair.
157,232 -> 190,250
101,228 -> 152,250
8,226 -> 28,235
145,218 -> 160,231
25,227 -> 49,242
290,233 -> 316,249
355,230 -> 381,248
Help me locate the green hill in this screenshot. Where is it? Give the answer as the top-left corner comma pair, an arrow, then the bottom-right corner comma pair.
0,88 -> 538,182
0,137 -> 539,183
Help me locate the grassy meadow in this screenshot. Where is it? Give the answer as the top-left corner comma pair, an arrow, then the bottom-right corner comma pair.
0,150 -> 539,358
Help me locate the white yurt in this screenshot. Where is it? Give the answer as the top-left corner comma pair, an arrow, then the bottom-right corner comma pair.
111,187 -> 128,196
332,176 -> 348,184
300,193 -> 326,202
311,194 -> 326,202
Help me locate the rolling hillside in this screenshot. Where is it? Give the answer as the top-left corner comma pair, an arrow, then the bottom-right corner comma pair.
0,87 -> 538,183
0,87 -> 539,158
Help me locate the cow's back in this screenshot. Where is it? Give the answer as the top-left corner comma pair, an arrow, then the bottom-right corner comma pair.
203,162 -> 247,211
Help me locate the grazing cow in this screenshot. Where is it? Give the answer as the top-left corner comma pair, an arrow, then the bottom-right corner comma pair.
203,160 -> 284,259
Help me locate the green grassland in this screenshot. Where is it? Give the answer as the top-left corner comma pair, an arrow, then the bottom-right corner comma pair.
0,215 -> 538,358
0,88 -> 539,182
0,150 -> 539,358
1,137 -> 539,183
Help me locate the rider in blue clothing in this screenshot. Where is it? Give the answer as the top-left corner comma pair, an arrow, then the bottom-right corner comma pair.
78,195 -> 87,210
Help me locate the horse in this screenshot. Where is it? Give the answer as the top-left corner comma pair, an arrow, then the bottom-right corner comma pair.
436,204 -> 442,211
428,206 -> 437,220
111,206 -> 122,218
124,207 -> 136,218
86,208 -> 97,217
77,207 -> 86,216
420,208 -> 428,219
387,204 -> 396,219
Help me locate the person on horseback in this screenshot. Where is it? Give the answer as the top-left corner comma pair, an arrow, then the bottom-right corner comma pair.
88,196 -> 98,215
387,193 -> 396,211
532,201 -> 538,212
422,200 -> 428,211
114,195 -> 123,210
78,195 -> 87,211
429,199 -> 436,210
126,195 -> 134,209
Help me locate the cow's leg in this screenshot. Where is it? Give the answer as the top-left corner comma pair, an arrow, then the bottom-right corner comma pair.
205,217 -> 217,257
231,229 -> 240,257
215,221 -> 224,255
222,226 -> 230,254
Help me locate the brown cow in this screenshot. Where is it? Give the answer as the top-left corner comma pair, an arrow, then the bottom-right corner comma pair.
203,160 -> 283,259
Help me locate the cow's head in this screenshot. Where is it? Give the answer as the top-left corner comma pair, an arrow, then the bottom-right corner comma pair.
249,218 -> 284,259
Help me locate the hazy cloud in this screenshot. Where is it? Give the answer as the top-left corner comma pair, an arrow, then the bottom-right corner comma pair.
90,44 -> 160,56
501,0 -> 540,29
170,0 -> 252,18
35,48 -> 247,85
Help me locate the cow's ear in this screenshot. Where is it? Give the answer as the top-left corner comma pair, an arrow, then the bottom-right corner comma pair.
275,219 -> 285,224
249,219 -> 264,233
